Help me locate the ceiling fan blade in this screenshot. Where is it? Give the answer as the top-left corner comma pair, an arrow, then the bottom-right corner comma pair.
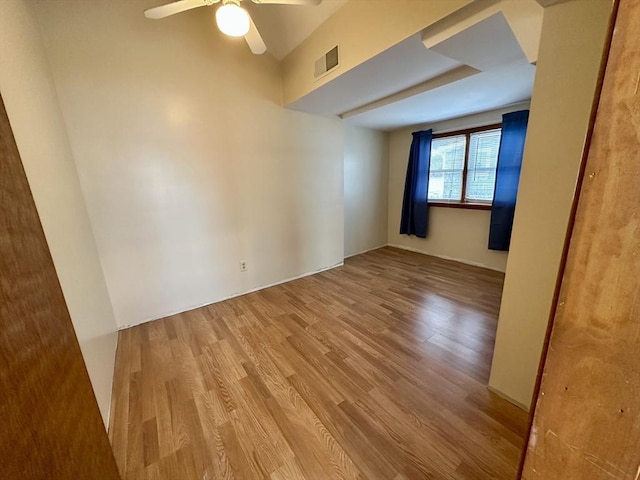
244,18 -> 267,55
250,0 -> 322,5
144,0 -> 216,19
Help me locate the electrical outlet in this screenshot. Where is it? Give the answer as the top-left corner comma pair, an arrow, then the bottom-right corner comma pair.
240,261 -> 247,272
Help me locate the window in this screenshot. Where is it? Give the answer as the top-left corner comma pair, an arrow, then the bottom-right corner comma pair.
428,135 -> 466,202
428,125 -> 502,207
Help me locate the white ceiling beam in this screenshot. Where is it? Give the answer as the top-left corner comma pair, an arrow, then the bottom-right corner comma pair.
340,65 -> 479,119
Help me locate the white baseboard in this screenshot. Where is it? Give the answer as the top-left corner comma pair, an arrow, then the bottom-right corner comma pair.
105,336 -> 119,432
118,244 -> 504,332
344,243 -> 387,259
117,261 -> 344,331
387,243 -> 506,273
487,385 -> 530,411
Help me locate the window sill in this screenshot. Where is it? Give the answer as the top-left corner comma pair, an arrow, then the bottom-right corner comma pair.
428,201 -> 492,211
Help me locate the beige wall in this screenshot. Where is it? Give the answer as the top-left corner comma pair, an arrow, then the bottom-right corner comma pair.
387,103 -> 530,272
489,0 -> 613,409
344,125 -> 388,257
0,0 -> 118,424
282,0 -> 471,105
34,0 -> 345,328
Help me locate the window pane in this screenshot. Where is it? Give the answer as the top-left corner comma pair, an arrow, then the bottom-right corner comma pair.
428,171 -> 463,201
466,129 -> 501,202
429,135 -> 465,201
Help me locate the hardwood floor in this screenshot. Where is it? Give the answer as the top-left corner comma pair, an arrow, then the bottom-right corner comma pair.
109,247 -> 528,480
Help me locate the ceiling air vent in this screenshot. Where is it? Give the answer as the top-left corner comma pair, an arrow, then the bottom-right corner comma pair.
314,45 -> 339,80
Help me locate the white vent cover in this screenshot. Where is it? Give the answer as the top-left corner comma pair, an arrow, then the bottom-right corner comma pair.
314,45 -> 339,79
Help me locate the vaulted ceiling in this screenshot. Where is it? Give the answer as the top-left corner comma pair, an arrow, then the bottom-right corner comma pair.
338,12 -> 536,130
248,0 -> 347,60
251,0 -> 541,131
279,0 -> 541,131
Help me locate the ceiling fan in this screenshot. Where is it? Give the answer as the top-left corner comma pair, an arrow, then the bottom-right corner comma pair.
144,0 -> 323,55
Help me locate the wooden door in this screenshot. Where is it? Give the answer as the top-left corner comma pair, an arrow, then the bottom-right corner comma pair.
0,95 -> 121,479
521,1 -> 639,478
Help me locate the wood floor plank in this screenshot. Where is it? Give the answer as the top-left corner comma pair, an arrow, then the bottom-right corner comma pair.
287,373 -> 398,480
109,330 -> 132,472
270,456 -> 309,480
142,417 -> 160,467
110,247 -> 528,479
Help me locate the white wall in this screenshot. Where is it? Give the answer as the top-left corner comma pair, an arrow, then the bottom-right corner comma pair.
0,0 -> 118,424
387,103 -> 530,272
489,0 -> 613,409
34,0 -> 345,328
344,125 -> 388,257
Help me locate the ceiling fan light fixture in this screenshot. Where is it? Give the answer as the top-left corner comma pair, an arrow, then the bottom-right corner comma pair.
216,2 -> 250,37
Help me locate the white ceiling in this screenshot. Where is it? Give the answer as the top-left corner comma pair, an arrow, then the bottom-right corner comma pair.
428,13 -> 528,71
143,1 -> 537,131
287,34 -> 464,115
346,63 -> 535,130
287,11 -> 537,131
172,0 -> 537,130
343,13 -> 536,130
248,0 -> 347,61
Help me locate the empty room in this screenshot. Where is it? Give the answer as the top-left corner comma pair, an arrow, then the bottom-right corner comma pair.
1,0 -> 638,479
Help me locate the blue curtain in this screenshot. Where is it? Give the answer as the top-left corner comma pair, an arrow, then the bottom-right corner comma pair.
489,110 -> 530,250
400,130 -> 432,238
